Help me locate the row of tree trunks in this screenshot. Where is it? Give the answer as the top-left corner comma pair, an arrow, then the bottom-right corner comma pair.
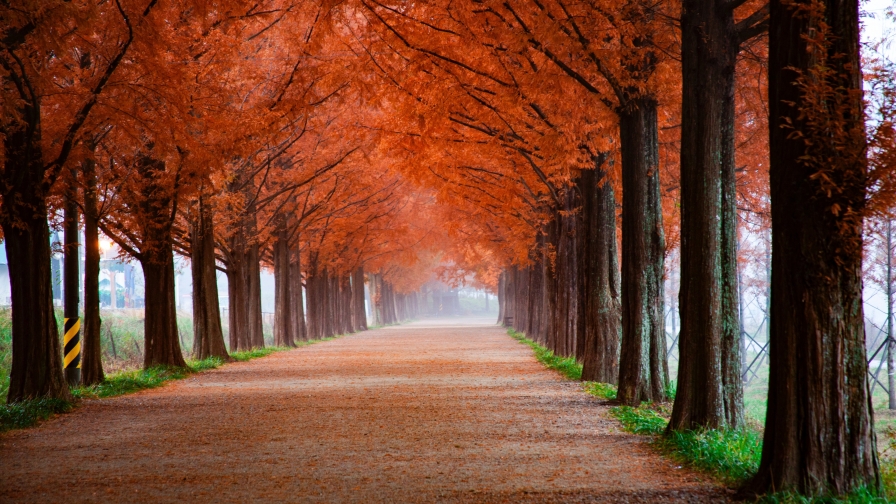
497,146 -> 659,400
304,258 -> 361,339
190,192 -> 229,360
226,229 -> 252,351
224,180 -> 265,351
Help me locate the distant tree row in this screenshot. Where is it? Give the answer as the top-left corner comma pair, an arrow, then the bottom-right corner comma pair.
2,0 -> 895,498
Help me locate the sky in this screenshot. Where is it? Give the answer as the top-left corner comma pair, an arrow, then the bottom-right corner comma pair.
864,0 -> 895,57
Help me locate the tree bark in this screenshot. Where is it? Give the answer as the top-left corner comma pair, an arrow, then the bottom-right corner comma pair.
526,255 -> 546,344
352,267 -> 367,332
544,216 -> 560,352
497,272 -> 505,325
617,98 -> 668,405
81,156 -> 105,385
290,239 -> 307,342
503,268 -> 516,327
190,193 -> 229,360
743,0 -> 880,494
1,115 -> 71,402
669,0 -> 743,430
226,236 -> 251,351
273,219 -> 294,347
246,239 -> 265,348
369,271 -> 382,327
140,248 -> 187,368
581,157 -> 622,383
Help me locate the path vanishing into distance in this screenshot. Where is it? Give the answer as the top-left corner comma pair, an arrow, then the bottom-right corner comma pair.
0,318 -> 727,503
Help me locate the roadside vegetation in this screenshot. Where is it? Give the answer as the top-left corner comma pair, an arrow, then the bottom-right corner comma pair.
509,328 -> 896,502
0,307 -> 340,433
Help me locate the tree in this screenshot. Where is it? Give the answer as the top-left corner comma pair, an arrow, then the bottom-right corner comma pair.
669,0 -> 768,431
742,0 -> 880,494
0,0 -> 156,402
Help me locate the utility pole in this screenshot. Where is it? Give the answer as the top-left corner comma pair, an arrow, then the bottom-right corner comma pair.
887,218 -> 895,409
63,181 -> 81,386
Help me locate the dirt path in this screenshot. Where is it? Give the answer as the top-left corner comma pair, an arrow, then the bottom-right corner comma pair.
1,318 -> 728,503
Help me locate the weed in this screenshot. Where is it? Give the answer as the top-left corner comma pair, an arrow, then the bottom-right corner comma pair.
0,398 -> 73,432
661,428 -> 762,485
231,347 -> 287,361
74,366 -> 192,399
583,381 -> 618,400
508,329 -> 582,380
756,486 -> 889,503
608,405 -> 668,435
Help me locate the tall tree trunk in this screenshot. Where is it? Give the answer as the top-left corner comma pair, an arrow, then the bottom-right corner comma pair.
581,158 -> 622,383
497,272 -> 505,325
306,254 -> 320,339
141,248 -> 187,368
290,239 -> 307,342
246,240 -> 264,348
545,216 -> 560,352
526,257 -> 544,343
574,177 -> 588,362
368,272 -> 381,327
81,157 -> 105,385
226,240 -> 251,351
323,268 -> 334,335
352,267 -> 367,331
503,268 -> 516,328
2,121 -> 71,402
669,0 -> 743,430
617,98 -> 668,405
515,263 -> 530,333
190,194 -> 229,360
744,0 -> 880,493
555,213 -> 572,356
273,219 -> 294,347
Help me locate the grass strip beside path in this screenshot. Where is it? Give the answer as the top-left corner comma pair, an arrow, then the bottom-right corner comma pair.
508,329 -> 760,486
508,328 -> 896,502
1,336 -> 343,433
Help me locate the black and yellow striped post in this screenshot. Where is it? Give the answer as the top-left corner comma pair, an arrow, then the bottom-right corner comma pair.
64,185 -> 81,386
63,317 -> 81,385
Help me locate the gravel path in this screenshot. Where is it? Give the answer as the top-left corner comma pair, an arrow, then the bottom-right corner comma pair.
0,317 -> 728,503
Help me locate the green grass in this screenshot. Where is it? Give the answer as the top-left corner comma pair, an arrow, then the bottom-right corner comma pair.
230,346 -> 289,362
662,427 -> 762,485
0,398 -> 74,432
509,327 -> 769,492
756,487 -> 890,503
508,329 -> 582,380
608,404 -> 669,435
0,308 -> 12,401
584,381 -> 618,399
0,336 -> 342,433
